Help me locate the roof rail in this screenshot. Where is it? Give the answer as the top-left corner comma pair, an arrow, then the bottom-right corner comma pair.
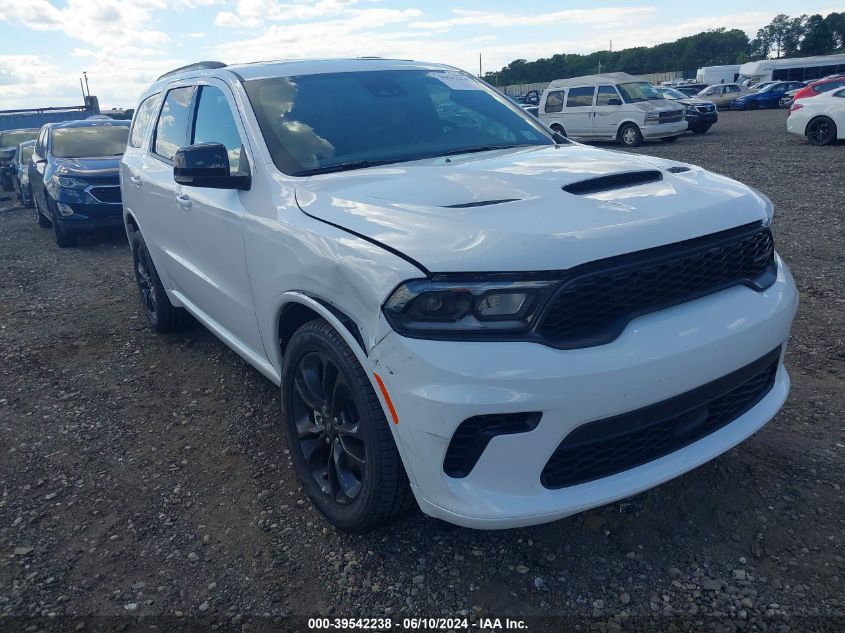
157,61 -> 227,81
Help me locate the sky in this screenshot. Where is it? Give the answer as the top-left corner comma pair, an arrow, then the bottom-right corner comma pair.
0,0 -> 842,110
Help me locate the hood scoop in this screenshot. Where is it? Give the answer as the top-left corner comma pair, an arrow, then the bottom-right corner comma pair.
667,165 -> 691,174
443,198 -> 520,209
562,170 -> 663,195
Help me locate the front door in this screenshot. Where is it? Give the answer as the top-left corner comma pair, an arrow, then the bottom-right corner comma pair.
591,85 -> 624,138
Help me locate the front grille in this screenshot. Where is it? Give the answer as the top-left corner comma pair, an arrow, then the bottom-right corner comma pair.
659,110 -> 685,123
535,223 -> 776,349
540,347 -> 781,489
88,186 -> 121,204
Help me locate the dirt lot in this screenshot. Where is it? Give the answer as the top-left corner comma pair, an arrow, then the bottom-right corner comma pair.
0,108 -> 842,633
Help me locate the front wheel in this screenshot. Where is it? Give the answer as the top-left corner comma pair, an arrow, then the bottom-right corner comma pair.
692,125 -> 712,134
806,116 -> 837,146
747,101 -> 759,111
281,319 -> 412,532
618,123 -> 643,147
47,197 -> 76,247
34,195 -> 51,227
131,232 -> 186,332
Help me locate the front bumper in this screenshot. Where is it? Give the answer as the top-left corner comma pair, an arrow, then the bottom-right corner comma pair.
369,257 -> 798,529
54,200 -> 124,231
640,120 -> 688,139
685,111 -> 718,128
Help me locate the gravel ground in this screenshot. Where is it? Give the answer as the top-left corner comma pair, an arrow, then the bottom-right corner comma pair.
0,108 -> 843,633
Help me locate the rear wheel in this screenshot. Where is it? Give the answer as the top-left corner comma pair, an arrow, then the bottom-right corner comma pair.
281,319 -> 412,532
550,123 -> 567,137
618,123 -> 643,147
131,231 -> 186,332
806,116 -> 837,146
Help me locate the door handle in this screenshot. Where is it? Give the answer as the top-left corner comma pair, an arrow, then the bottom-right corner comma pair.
129,175 -> 142,187
176,193 -> 192,209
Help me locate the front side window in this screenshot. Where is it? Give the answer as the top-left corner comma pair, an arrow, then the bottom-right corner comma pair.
192,85 -> 243,175
833,88 -> 845,98
566,86 -> 595,107
154,86 -> 194,160
130,93 -> 161,148
596,85 -> 620,106
20,145 -> 34,164
544,91 -> 564,113
50,125 -> 129,158
244,69 -> 552,176
617,82 -> 663,103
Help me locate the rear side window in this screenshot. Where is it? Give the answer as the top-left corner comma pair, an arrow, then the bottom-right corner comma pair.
726,85 -> 740,93
130,93 -> 161,148
596,85 -> 619,106
544,91 -> 564,113
566,86 -> 595,108
192,85 -> 243,175
154,87 -> 194,161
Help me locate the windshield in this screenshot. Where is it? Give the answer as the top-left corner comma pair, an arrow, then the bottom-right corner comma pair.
0,130 -> 39,148
617,81 -> 664,103
51,125 -> 129,158
20,146 -> 34,163
244,69 -> 553,176
656,87 -> 687,100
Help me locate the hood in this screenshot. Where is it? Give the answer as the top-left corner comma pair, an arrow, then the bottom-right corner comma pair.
294,144 -> 770,274
635,99 -> 684,112
675,97 -> 714,107
54,156 -> 121,180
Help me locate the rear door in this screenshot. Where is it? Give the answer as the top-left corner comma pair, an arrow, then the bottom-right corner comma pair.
560,86 -> 596,137
591,85 -> 623,138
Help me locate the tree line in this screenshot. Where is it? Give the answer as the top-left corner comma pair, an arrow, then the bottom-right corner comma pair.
484,12 -> 845,86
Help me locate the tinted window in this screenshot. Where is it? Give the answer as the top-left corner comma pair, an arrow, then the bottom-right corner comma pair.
244,70 -> 552,176
0,130 -> 39,147
566,86 -> 595,107
21,145 -> 34,163
154,87 -> 194,160
726,85 -> 740,93
192,86 -> 243,175
130,93 -> 161,149
544,91 -> 564,113
596,85 -> 620,105
834,89 -> 845,98
51,125 -> 129,158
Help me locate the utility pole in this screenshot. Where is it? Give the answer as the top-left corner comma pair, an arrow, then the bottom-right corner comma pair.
79,78 -> 86,102
610,39 -> 613,53
479,53 -> 482,78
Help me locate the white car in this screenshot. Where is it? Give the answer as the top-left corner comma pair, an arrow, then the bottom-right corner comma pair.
787,87 -> 845,145
121,58 -> 798,531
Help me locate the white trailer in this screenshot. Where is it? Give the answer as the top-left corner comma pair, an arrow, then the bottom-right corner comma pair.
696,65 -> 740,85
737,54 -> 845,86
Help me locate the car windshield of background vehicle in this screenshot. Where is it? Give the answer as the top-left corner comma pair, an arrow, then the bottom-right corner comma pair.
21,146 -> 34,163
51,126 -> 130,159
0,130 -> 38,148
658,87 -> 687,100
244,69 -> 554,176
617,82 -> 664,103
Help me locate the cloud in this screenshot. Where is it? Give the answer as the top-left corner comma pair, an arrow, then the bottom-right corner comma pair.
409,7 -> 657,30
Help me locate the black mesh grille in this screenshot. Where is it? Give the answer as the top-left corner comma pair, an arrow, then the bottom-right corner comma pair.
88,186 -> 121,203
540,347 -> 780,489
536,224 -> 775,349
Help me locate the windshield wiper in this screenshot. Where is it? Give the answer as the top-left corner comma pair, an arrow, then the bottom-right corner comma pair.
437,144 -> 526,158
294,158 -> 410,176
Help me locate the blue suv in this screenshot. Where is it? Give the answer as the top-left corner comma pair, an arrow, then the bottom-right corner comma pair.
29,119 -> 130,247
731,81 -> 806,110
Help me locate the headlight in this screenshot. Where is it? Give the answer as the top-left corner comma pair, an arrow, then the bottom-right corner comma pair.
53,175 -> 87,188
644,113 -> 660,124
685,105 -> 697,112
383,278 -> 558,337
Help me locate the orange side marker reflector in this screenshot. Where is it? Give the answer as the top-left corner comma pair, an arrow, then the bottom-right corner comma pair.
373,373 -> 399,425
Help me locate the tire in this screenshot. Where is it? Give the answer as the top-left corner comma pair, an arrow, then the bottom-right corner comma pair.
806,116 -> 837,146
618,123 -> 643,147
281,319 -> 412,532
131,231 -> 186,332
748,101 -> 759,111
661,135 -> 680,142
34,194 -> 51,227
550,123 -> 567,137
692,125 -> 711,134
47,197 -> 76,247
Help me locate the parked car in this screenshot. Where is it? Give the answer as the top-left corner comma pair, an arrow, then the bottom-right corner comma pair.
787,87 -> 845,145
791,76 -> 845,103
538,72 -> 686,146
10,140 -> 35,207
653,86 -> 718,134
779,88 -> 802,109
697,83 -> 746,109
674,83 -> 709,97
504,94 -> 539,118
122,58 -> 797,532
731,81 -> 806,110
0,128 -> 40,191
29,119 -> 130,247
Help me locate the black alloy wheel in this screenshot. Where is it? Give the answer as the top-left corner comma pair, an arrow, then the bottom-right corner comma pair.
806,117 -> 837,146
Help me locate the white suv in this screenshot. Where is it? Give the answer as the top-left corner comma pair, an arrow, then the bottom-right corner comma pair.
121,59 -> 798,531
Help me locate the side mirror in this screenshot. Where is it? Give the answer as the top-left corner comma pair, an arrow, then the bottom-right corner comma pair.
607,98 -> 622,106
173,142 -> 250,190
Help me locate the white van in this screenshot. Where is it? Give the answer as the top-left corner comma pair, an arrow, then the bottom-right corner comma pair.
538,72 -> 687,146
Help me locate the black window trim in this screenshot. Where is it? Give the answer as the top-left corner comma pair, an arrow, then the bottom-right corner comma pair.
150,84 -> 197,166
